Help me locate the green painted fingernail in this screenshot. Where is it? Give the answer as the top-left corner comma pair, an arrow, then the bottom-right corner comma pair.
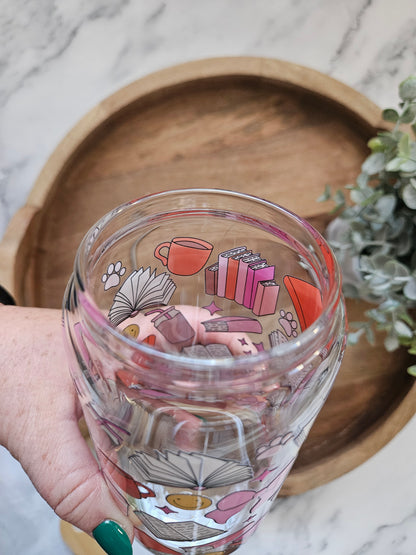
92,520 -> 132,555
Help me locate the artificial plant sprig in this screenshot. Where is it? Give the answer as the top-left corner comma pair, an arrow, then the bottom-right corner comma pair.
319,75 -> 416,375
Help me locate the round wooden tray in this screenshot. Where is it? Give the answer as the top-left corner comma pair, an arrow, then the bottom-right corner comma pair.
1,57 -> 414,496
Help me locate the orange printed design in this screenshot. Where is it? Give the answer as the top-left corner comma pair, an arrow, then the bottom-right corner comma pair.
154,237 -> 213,275
283,275 -> 322,331
166,493 -> 212,510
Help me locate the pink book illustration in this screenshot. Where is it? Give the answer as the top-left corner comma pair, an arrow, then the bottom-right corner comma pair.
252,280 -> 280,316
201,316 -> 262,334
243,262 -> 275,309
234,253 -> 263,304
224,250 -> 251,300
205,263 -> 219,295
183,343 -> 232,358
217,246 -> 247,297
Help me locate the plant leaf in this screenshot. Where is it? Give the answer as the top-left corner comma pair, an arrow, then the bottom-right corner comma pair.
407,364 -> 416,377
400,104 -> 416,123
399,76 -> 416,101
361,152 -> 385,174
385,157 -> 404,172
317,184 -> 331,202
402,182 -> 416,208
404,276 -> 416,300
393,320 -> 413,338
384,333 -> 400,351
382,108 -> 399,122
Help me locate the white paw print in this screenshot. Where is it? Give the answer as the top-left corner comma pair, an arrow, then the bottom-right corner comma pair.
101,261 -> 126,290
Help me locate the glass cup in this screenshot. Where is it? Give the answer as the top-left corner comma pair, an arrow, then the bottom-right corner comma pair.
63,189 -> 346,555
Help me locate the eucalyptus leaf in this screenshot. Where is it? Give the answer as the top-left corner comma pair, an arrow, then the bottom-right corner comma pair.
385,157 -> 404,172
399,158 -> 416,173
317,184 -> 331,202
362,152 -> 385,174
375,194 -> 396,219
400,104 -> 416,123
382,108 -> 399,122
384,333 -> 400,351
407,365 -> 416,376
404,276 -> 416,300
402,182 -> 416,208
399,75 -> 416,101
393,320 -> 413,338
398,133 -> 411,157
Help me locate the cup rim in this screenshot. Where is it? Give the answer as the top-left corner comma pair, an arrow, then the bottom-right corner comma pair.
70,188 -> 344,373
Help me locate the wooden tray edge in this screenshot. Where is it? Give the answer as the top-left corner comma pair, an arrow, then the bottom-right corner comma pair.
0,204 -> 41,300
25,56 -> 385,212
281,376 -> 416,495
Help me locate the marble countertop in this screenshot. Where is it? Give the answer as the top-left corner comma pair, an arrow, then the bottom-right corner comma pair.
1,1 -> 416,553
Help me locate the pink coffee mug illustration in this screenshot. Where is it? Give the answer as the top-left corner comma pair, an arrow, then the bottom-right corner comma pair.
154,237 -> 213,275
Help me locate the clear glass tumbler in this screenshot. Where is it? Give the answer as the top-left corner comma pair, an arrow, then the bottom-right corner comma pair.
63,189 -> 346,555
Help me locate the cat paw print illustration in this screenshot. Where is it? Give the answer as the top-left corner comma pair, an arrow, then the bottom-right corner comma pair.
101,261 -> 126,290
279,310 -> 298,338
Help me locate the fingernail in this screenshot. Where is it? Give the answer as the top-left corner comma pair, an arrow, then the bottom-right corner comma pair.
92,520 -> 132,555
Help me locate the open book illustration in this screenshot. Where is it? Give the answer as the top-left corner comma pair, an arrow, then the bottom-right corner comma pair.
135,511 -> 223,541
129,450 -> 253,489
108,266 -> 176,326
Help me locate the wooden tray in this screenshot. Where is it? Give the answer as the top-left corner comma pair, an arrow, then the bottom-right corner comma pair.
1,57 -> 415,496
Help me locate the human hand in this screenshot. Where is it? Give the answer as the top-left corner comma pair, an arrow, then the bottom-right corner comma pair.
0,306 -> 133,555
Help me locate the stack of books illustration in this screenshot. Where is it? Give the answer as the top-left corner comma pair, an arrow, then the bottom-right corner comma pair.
205,247 -> 279,316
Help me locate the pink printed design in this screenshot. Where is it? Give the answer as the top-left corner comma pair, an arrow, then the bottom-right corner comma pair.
242,261 -> 275,309
234,254 -> 263,304
278,310 -> 299,338
217,246 -> 248,297
205,459 -> 294,524
201,316 -> 262,334
205,246 -> 279,317
205,491 -> 257,524
146,307 -> 195,347
252,280 -> 279,316
256,432 -> 294,461
202,300 -> 222,316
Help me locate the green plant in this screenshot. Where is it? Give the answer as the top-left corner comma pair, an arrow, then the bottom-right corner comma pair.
319,76 -> 416,375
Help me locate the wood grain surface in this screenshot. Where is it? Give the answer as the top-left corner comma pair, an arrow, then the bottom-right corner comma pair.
0,57 -> 414,498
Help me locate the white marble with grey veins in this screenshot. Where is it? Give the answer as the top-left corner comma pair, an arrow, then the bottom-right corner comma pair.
1,1 -> 416,553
